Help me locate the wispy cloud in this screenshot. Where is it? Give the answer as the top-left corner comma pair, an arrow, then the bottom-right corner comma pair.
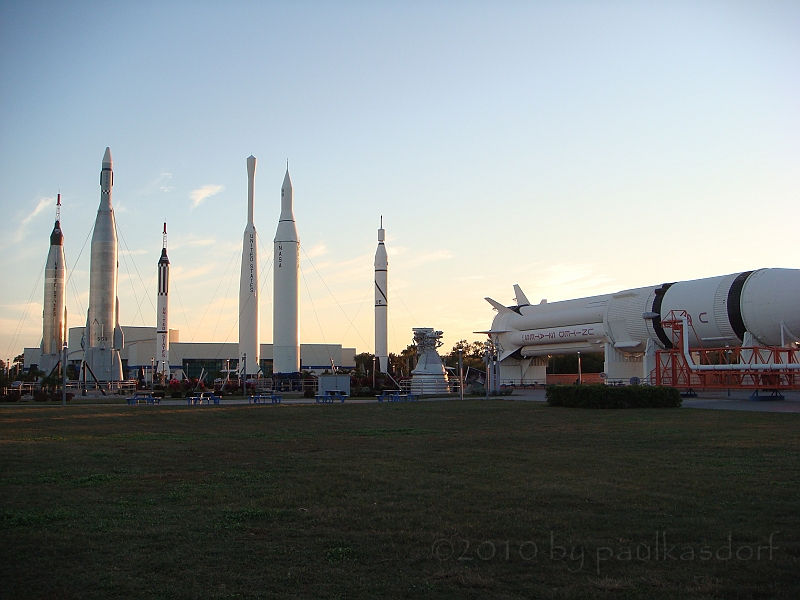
404,249 -> 453,268
305,242 -> 328,259
157,171 -> 174,192
189,184 -> 224,208
22,196 -> 53,225
170,234 -> 219,250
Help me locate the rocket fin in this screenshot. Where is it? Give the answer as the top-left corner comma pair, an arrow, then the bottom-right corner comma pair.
114,326 -> 124,350
113,297 -> 124,349
513,285 -> 530,307
485,297 -> 515,315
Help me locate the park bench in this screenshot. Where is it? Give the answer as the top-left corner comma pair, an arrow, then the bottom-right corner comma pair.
249,393 -> 282,404
126,393 -> 160,405
187,392 -> 221,405
376,391 -> 419,402
315,390 -> 347,403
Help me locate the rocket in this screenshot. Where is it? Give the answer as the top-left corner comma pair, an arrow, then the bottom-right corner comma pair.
374,217 -> 388,373
273,165 -> 300,374
485,268 -> 800,360
82,147 -> 124,382
40,193 -> 67,375
239,156 -> 260,376
156,222 -> 170,380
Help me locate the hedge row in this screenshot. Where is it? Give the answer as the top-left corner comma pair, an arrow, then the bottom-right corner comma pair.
545,384 -> 682,409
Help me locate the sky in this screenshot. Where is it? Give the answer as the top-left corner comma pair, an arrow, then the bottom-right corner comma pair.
1,1 -> 798,362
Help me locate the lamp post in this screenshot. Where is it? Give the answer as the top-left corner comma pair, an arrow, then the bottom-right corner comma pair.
151,357 -> 155,392
577,351 -> 582,385
458,348 -> 464,401
483,341 -> 490,400
62,342 -> 67,406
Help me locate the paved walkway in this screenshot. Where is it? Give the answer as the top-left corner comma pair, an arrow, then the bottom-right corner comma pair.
502,387 -> 800,413
56,388 -> 800,413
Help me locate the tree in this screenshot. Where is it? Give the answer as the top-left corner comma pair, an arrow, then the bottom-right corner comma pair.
443,340 -> 488,372
354,352 -> 375,376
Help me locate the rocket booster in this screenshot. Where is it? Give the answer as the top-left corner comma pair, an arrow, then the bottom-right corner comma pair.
374,218 -> 388,373
273,166 -> 300,374
40,194 -> 67,374
83,147 -> 123,381
239,156 -> 260,376
156,222 -> 170,379
484,268 -> 800,361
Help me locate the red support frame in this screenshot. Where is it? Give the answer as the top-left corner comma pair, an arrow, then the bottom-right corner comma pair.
654,311 -> 800,391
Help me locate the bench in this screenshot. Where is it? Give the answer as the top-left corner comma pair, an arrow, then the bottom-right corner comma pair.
376,391 -> 419,402
187,394 -> 221,405
315,390 -> 347,403
249,394 -> 282,404
127,394 -> 160,405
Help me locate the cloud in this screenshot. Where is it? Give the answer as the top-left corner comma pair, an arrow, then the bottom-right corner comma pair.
171,234 -> 219,250
189,184 -> 224,208
22,196 -> 53,225
304,242 -> 328,259
157,172 -> 174,192
403,249 -> 453,268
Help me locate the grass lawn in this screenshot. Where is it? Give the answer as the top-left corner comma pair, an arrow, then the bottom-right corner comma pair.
1,400 -> 798,599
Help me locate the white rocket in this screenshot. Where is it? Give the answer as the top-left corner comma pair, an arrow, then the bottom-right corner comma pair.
40,193 -> 67,375
273,165 -> 300,374
83,147 -> 124,382
374,217 -> 388,373
239,155 -> 260,377
484,268 -> 800,383
156,222 -> 170,379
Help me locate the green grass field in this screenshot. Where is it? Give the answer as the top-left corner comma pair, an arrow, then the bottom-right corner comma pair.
1,400 -> 798,599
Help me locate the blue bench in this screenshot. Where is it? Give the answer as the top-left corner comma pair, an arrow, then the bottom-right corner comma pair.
315,391 -> 347,403
377,391 -> 419,402
187,393 -> 221,405
249,394 -> 282,404
126,393 -> 160,405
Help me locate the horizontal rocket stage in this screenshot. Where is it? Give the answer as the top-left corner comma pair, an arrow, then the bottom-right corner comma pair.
484,268 -> 800,360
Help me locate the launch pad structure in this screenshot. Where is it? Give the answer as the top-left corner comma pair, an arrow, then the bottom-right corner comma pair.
654,311 -> 800,397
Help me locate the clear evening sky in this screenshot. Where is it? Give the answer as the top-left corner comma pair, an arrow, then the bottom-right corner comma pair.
1,1 -> 798,361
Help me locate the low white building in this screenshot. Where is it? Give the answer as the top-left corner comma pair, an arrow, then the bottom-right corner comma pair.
25,326 -> 355,381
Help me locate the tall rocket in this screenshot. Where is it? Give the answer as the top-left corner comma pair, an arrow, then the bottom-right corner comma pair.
374,217 -> 388,373
40,193 -> 67,375
83,147 -> 124,382
156,222 -> 170,380
273,165 -> 300,374
239,156 -> 260,376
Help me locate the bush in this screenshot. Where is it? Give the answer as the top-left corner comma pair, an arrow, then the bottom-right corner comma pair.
545,384 -> 681,409
303,389 -> 314,398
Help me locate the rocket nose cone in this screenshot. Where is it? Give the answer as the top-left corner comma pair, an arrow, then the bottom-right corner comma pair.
282,169 -> 292,189
102,147 -> 113,167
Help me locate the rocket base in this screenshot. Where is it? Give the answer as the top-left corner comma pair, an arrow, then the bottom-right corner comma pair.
82,347 -> 123,382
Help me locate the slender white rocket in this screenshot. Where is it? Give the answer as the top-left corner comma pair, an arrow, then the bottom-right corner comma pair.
273,164 -> 300,374
156,222 -> 170,379
83,147 -> 124,382
40,193 -> 67,375
374,217 -> 388,373
239,155 -> 260,376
